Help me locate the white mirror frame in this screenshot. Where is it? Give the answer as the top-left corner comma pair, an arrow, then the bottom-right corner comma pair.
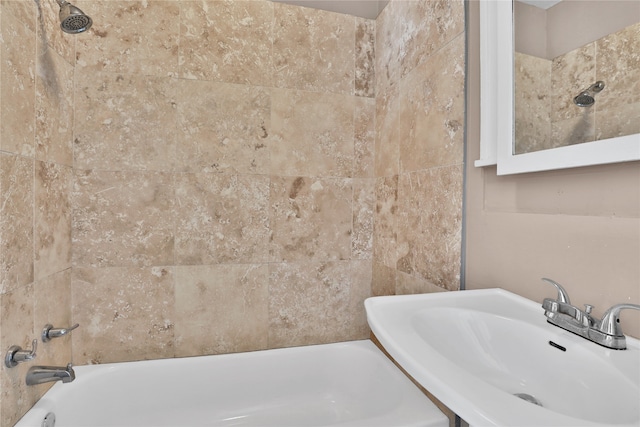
476,0 -> 640,175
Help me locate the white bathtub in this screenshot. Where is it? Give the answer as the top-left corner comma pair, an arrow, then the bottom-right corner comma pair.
16,340 -> 448,427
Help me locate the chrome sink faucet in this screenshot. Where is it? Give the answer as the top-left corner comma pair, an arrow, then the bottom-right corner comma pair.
541,278 -> 640,350
26,363 -> 75,386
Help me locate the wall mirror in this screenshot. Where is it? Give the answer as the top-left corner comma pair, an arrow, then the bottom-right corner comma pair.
477,0 -> 640,175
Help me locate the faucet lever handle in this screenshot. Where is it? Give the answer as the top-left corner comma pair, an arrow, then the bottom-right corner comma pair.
42,323 -> 79,342
598,303 -> 640,336
4,339 -> 37,368
541,278 -> 571,304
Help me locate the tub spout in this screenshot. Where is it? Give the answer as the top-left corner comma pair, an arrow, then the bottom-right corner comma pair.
26,363 -> 75,386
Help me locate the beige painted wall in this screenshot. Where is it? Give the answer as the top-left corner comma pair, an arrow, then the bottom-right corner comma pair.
515,0 -> 639,59
514,1 -> 547,58
546,0 -> 639,59
466,1 -> 640,339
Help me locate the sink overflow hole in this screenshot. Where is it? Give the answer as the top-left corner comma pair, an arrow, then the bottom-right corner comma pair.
514,393 -> 543,407
548,340 -> 566,352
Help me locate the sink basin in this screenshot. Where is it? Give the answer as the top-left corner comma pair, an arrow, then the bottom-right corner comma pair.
365,289 -> 640,426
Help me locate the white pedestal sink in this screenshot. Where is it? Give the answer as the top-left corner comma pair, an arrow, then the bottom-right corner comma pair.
365,289 -> 640,427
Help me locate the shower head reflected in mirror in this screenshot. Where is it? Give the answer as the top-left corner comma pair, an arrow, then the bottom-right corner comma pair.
573,81 -> 605,107
56,0 -> 92,34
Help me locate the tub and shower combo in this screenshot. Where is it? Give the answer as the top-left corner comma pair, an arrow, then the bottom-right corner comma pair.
12,1 -> 448,425
15,340 -> 447,427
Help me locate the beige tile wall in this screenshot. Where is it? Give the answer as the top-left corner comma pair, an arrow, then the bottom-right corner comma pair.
0,0 -> 75,424
69,0 -> 376,368
514,52 -> 552,154
1,0 -> 466,424
515,22 -> 640,153
373,0 -> 465,295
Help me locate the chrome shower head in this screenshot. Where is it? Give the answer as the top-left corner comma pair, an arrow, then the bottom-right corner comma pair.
574,92 -> 595,107
56,0 -> 92,34
573,81 -> 605,107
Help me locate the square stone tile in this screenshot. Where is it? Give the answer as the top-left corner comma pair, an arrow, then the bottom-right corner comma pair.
72,170 -> 175,268
179,0 -> 273,86
174,264 -> 269,357
72,266 -> 175,364
175,173 -> 269,264
270,176 -> 352,262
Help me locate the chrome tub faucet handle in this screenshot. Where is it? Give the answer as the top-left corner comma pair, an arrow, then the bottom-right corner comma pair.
5,339 -> 37,368
42,323 -> 79,342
